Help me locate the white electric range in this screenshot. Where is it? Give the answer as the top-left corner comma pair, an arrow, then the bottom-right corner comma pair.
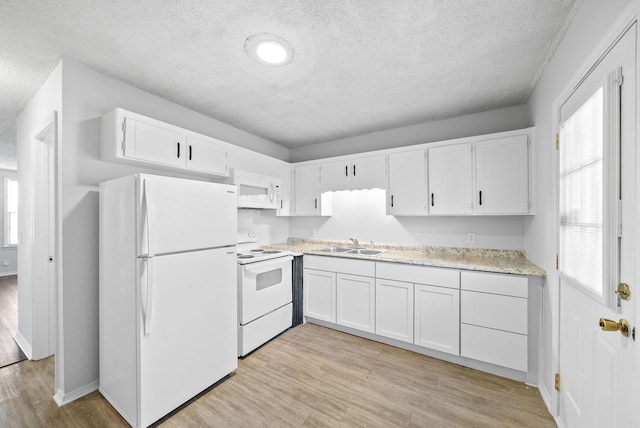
237,231 -> 293,357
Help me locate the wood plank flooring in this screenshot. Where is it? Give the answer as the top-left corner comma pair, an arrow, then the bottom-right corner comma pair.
0,275 -> 26,368
0,323 -> 556,427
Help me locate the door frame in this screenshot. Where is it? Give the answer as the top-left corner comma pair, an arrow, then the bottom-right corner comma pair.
550,2 -> 638,422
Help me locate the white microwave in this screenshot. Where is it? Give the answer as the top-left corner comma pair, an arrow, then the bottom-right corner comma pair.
231,169 -> 281,210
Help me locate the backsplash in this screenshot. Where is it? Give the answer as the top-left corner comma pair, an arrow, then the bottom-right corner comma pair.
288,188 -> 526,250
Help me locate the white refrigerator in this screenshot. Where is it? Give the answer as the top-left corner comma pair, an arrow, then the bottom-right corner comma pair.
99,173 -> 238,427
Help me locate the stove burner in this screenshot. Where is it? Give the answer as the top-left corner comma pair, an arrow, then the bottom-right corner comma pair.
262,250 -> 281,254
238,254 -> 254,259
250,249 -> 265,253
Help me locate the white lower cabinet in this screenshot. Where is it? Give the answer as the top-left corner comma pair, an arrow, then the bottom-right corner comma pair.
460,271 -> 528,371
337,273 -> 375,333
303,256 -> 534,376
375,279 -> 413,343
414,284 -> 460,355
303,268 -> 336,323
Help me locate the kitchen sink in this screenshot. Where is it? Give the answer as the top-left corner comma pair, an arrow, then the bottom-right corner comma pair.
317,246 -> 353,253
348,248 -> 387,256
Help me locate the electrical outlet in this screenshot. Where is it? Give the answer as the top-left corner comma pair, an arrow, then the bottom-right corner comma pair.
2,260 -> 9,266
312,228 -> 317,237
467,232 -> 476,244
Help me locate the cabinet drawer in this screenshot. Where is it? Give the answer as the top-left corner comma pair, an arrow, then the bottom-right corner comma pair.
461,291 -> 527,334
376,263 -> 459,289
461,271 -> 527,298
305,255 -> 375,277
461,324 -> 527,371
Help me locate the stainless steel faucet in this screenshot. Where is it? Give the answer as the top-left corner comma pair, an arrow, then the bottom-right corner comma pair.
349,237 -> 360,248
370,240 -> 375,249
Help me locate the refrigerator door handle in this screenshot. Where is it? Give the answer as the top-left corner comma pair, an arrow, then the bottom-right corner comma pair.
141,179 -> 155,257
140,257 -> 154,335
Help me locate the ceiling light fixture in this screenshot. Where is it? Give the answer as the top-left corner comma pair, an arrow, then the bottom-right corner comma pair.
245,33 -> 294,66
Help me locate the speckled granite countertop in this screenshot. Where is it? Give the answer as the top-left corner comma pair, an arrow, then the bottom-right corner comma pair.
263,238 -> 546,277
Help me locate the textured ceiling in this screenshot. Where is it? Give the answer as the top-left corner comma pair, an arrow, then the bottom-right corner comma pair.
0,0 -> 581,157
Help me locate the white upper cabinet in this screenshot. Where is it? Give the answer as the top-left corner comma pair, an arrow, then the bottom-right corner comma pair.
277,163 -> 293,216
387,150 -> 427,215
101,108 -> 228,177
184,135 -> 228,176
475,135 -> 529,214
320,155 -> 387,191
123,115 -> 185,168
428,143 -> 473,215
293,163 -> 332,216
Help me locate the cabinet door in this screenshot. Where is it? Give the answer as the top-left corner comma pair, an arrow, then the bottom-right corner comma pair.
337,274 -> 375,333
320,159 -> 350,190
303,269 -> 336,322
124,117 -> 185,168
388,150 -> 426,215
414,283 -> 460,355
375,279 -> 413,343
294,164 -> 321,216
428,143 -> 473,214
277,163 -> 293,216
351,155 -> 387,187
475,135 -> 529,214
185,135 -> 228,176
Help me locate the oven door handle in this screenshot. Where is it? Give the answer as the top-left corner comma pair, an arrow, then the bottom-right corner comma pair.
241,256 -> 293,276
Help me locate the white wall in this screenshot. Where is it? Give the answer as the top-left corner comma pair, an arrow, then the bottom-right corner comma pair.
289,104 -> 529,162
56,59 -> 289,399
290,188 -> 526,249
524,0 -> 633,412
16,62 -> 63,359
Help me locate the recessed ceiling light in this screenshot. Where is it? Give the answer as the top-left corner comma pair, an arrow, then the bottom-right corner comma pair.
245,33 -> 294,66
256,41 -> 288,64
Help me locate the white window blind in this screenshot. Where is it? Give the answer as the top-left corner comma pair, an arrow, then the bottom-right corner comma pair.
559,87 -> 604,296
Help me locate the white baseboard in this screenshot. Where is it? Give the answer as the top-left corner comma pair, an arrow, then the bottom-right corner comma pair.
13,331 -> 32,360
0,271 -> 17,277
53,380 -> 99,407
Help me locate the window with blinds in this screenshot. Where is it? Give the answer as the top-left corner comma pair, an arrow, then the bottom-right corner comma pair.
559,87 -> 604,297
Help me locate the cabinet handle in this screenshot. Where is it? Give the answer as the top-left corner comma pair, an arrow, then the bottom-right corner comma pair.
177,142 -> 180,158
281,200 -> 283,209
345,165 -> 348,177
315,198 -> 318,209
431,193 -> 434,206
479,191 -> 483,206
391,195 -> 394,208
353,165 -> 356,176
189,145 -> 193,161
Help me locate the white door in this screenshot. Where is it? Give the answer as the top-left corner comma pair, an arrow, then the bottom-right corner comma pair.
414,283 -> 460,355
277,163 -> 293,216
124,117 -> 185,168
294,164 -> 320,216
185,135 -> 228,176
558,25 -> 636,428
387,150 -> 426,215
351,155 -> 387,186
140,247 -> 237,427
320,159 -> 350,190
475,135 -> 529,214
336,273 -> 375,333
375,278 -> 413,343
137,175 -> 236,255
31,114 -> 57,360
428,143 -> 473,214
303,268 -> 336,322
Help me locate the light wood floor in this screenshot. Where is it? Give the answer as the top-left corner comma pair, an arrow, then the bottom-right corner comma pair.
0,275 -> 26,368
0,323 -> 556,427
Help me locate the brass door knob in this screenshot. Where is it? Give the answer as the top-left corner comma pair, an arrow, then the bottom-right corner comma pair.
599,318 -> 630,337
